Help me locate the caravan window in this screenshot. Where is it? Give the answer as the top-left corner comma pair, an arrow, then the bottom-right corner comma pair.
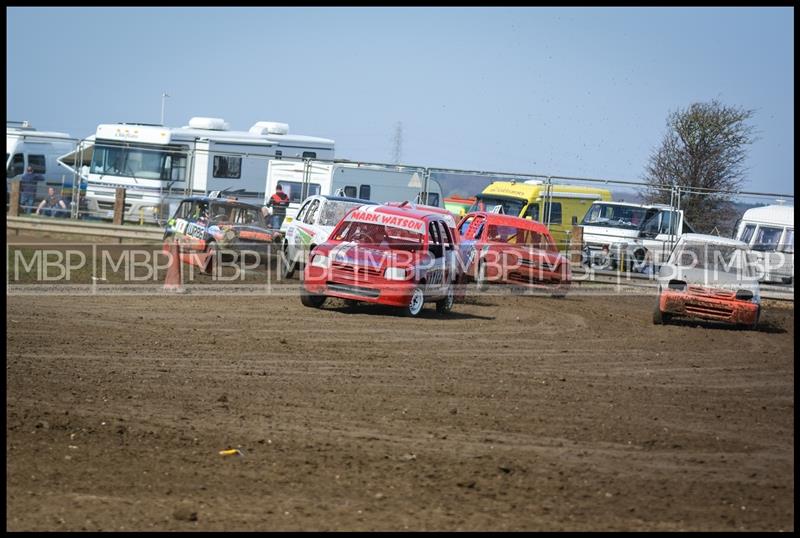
753,226 -> 783,252
276,181 -> 321,203
343,185 -> 357,198
213,156 -> 242,179
359,185 -> 371,200
28,155 -> 46,174
780,229 -> 794,253
8,153 -> 25,177
739,224 -> 756,245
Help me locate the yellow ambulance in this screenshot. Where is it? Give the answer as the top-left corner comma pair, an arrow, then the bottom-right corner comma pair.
468,180 -> 612,249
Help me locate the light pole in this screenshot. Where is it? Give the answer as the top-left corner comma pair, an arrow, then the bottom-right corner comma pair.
161,92 -> 170,125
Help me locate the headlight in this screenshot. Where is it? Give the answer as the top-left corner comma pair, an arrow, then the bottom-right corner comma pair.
311,254 -> 330,268
384,267 -> 407,280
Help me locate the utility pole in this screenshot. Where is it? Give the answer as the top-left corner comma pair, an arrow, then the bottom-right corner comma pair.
161,92 -> 170,125
392,121 -> 403,164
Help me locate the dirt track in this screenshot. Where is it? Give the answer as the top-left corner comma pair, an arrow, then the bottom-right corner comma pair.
6,289 -> 794,531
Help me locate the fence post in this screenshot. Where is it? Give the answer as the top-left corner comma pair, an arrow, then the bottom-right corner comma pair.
113,187 -> 126,225
9,180 -> 21,217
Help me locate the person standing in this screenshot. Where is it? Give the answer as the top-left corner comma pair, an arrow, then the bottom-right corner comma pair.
267,184 -> 290,229
19,166 -> 43,214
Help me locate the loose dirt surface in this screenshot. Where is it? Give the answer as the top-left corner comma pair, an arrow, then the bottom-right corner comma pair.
6,287 -> 794,531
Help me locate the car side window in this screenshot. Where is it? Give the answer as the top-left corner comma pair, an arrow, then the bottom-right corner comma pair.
174,201 -> 192,219
438,220 -> 454,249
428,221 -> 444,258
295,200 -> 311,223
304,200 -> 320,224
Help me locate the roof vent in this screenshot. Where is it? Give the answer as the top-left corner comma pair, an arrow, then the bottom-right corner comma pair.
188,117 -> 230,131
249,121 -> 289,135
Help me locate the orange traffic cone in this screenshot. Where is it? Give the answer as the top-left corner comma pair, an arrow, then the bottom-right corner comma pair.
163,239 -> 184,292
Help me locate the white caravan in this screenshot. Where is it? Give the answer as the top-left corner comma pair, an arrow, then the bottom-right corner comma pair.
7,121 -> 77,201
57,117 -> 334,224
265,159 -> 445,233
734,204 -> 794,284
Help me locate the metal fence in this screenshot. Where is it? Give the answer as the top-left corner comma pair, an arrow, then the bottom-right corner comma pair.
7,135 -> 794,285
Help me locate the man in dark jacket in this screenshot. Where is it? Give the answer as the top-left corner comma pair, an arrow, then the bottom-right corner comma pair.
20,166 -> 43,214
267,184 -> 290,229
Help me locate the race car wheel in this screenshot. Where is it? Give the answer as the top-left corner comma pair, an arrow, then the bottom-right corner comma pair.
476,261 -> 489,292
281,244 -> 296,280
205,241 -> 220,276
403,287 -> 425,317
435,286 -> 455,314
652,300 -> 670,325
300,287 -> 326,308
742,306 -> 761,331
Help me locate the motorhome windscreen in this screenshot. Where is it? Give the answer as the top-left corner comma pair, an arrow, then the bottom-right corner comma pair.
332,222 -> 423,250
468,196 -> 525,216
319,201 -> 367,227
485,225 -> 556,252
673,242 -> 756,276
275,181 -> 322,203
581,204 -> 658,229
91,145 -> 187,181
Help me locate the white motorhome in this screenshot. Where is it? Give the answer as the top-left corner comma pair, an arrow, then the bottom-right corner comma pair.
734,204 -> 794,284
7,121 -> 77,202
580,201 -> 695,271
57,117 -> 334,223
265,160 -> 445,232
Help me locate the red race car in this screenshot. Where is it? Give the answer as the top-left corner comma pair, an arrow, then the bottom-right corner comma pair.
302,203 -> 465,316
457,211 -> 571,297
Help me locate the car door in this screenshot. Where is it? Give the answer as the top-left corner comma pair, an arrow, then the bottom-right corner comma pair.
424,220 -> 447,298
299,199 -> 321,264
439,220 -> 458,288
287,199 -> 311,261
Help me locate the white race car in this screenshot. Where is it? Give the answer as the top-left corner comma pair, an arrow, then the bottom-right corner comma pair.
280,194 -> 377,279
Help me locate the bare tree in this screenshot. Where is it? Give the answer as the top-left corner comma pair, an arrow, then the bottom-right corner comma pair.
641,100 -> 756,232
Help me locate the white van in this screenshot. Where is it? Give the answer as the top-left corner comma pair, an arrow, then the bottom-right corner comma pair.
734,204 -> 794,284
265,160 -> 444,233
6,121 -> 77,206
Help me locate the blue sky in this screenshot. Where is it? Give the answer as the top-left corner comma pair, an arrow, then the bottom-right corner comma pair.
6,7 -> 794,196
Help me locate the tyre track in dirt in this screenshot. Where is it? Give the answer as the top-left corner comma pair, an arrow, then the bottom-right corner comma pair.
6,292 -> 794,531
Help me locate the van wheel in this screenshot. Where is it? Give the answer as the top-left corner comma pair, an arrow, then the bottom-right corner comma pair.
436,286 -> 455,314
403,287 -> 425,317
300,287 -> 326,308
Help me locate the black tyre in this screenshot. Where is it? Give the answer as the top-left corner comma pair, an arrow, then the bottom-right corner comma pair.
402,287 -> 426,317
205,241 -> 220,276
435,286 -> 455,314
476,261 -> 489,292
281,243 -> 296,280
300,287 -> 326,308
653,300 -> 665,325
